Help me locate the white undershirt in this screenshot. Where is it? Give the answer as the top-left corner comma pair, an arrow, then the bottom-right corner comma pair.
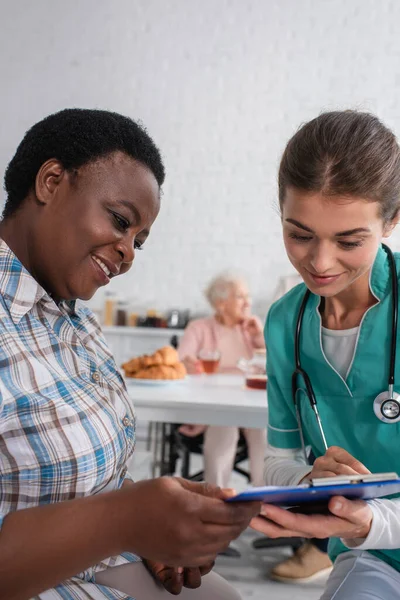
321,325 -> 359,380
265,325 -> 400,550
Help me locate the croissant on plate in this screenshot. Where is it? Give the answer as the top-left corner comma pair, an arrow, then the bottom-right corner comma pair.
122,346 -> 179,373
121,345 -> 186,380
132,362 -> 187,380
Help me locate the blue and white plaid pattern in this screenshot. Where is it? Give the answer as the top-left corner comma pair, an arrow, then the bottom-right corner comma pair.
0,240 -> 139,599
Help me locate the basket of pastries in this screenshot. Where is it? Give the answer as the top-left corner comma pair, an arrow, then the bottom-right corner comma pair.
121,346 -> 187,380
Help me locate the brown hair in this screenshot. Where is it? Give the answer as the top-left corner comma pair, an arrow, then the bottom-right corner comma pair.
278,110 -> 400,222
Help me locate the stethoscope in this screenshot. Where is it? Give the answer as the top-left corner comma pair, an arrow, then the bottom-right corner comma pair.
292,243 -> 399,460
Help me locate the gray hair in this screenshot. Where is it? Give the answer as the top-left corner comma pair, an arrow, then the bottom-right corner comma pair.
204,272 -> 247,308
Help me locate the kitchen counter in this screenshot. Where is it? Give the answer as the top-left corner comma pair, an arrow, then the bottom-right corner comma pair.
102,326 -> 185,337
102,326 -> 185,365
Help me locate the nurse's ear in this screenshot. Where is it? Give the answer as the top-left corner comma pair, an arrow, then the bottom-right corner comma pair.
383,210 -> 400,238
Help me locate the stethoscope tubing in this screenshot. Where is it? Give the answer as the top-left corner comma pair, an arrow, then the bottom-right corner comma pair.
292,243 -> 397,456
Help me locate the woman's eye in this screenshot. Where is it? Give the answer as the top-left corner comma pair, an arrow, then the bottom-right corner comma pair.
288,232 -> 313,243
134,240 -> 144,251
338,240 -> 363,250
112,212 -> 130,231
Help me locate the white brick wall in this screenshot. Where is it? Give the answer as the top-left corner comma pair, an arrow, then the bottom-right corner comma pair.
1,0 -> 400,318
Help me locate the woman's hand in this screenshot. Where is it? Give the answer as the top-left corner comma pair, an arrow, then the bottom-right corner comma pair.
144,559 -> 214,595
182,355 -> 204,374
242,316 -> 264,341
119,477 -> 260,567
178,424 -> 207,437
250,495 -> 373,541
307,446 -> 371,480
252,446 -> 373,542
142,487 -> 240,593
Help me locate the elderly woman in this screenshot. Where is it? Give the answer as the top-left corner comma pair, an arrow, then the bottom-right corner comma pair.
178,273 -> 267,488
0,109 -> 260,600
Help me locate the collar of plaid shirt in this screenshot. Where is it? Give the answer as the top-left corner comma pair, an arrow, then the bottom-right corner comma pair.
0,239 -> 140,590
0,241 -> 77,322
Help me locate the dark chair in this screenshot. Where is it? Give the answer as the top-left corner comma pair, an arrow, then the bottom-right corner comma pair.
170,334 -> 179,349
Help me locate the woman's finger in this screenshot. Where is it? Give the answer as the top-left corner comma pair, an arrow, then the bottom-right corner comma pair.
309,469 -> 339,479
328,496 -> 373,536
163,574 -> 183,595
326,462 -> 362,476
312,457 -> 362,477
152,566 -> 184,595
258,504 -> 341,538
183,567 -> 202,589
324,447 -> 371,474
199,561 -> 215,576
249,515 -> 309,539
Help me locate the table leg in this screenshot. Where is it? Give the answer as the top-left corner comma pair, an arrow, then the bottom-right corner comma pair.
159,423 -> 177,476
146,421 -> 153,451
168,424 -> 178,475
151,422 -> 161,478
160,422 -> 167,475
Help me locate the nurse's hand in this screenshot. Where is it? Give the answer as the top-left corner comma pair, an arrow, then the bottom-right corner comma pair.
250,495 -> 373,541
143,559 -> 214,595
306,446 -> 371,480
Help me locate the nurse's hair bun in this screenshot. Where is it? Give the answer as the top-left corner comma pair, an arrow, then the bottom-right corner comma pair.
278,110 -> 400,223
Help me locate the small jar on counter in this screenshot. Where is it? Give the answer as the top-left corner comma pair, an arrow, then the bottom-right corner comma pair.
128,312 -> 138,327
103,292 -> 117,326
116,300 -> 129,326
146,309 -> 165,327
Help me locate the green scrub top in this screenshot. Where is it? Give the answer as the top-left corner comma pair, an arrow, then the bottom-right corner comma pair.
266,245 -> 400,571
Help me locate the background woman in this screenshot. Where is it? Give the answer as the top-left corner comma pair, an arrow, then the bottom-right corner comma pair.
178,273 -> 267,488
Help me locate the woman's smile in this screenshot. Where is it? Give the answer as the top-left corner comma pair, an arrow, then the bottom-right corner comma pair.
91,255 -> 112,285
304,269 -> 344,288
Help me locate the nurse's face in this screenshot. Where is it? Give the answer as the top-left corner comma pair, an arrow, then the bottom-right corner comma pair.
282,188 -> 395,297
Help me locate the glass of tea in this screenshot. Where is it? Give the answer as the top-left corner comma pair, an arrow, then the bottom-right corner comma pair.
243,349 -> 267,390
198,349 -> 221,374
245,374 -> 268,390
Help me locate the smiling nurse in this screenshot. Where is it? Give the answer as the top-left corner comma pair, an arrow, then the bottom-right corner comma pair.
251,111 -> 400,599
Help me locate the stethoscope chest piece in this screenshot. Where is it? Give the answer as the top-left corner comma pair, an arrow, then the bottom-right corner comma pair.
373,390 -> 400,423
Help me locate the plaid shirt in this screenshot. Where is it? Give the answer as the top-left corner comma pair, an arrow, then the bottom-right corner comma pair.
0,240 -> 139,599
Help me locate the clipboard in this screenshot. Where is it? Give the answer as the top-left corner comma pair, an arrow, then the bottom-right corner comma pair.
226,472 -> 400,512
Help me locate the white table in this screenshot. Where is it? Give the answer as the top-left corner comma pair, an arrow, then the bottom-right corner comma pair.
126,374 -> 268,476
126,374 -> 268,429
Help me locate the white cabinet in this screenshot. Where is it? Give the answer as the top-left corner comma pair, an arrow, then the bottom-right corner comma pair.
102,326 -> 185,367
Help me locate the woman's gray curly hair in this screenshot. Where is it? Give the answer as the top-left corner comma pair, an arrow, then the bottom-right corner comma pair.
204,272 -> 247,308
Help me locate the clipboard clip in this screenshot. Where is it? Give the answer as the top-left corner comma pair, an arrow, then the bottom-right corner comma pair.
310,471 -> 399,487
